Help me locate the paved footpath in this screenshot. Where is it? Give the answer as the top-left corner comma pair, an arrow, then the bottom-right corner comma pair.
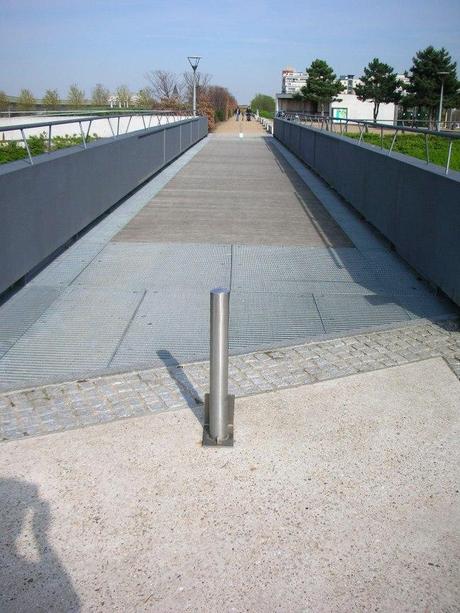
0,118 -> 458,439
0,120 -> 457,394
214,114 -> 266,135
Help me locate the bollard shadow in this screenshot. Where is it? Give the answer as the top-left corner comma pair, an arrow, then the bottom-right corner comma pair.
157,350 -> 204,426
0,478 -> 81,612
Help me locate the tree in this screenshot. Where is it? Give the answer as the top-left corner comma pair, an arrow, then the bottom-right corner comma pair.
0,90 -> 8,111
182,71 -> 212,105
17,89 -> 35,110
354,59 -> 402,122
207,85 -> 234,121
91,83 -> 110,106
197,91 -> 216,131
145,70 -> 181,102
136,87 -> 155,109
42,89 -> 60,109
250,93 -> 275,114
403,46 -> 459,126
67,84 -> 85,107
297,59 -> 343,114
115,85 -> 131,108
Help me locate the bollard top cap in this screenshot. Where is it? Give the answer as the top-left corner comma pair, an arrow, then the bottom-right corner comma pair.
211,287 -> 230,295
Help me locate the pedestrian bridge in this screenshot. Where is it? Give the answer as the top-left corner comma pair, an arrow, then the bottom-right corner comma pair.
0,118 -> 457,391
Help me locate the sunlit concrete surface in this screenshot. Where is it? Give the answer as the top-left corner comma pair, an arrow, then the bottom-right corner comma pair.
1,358 -> 459,611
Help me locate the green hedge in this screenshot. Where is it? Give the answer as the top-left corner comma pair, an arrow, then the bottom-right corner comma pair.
0,133 -> 98,164
259,110 -> 274,120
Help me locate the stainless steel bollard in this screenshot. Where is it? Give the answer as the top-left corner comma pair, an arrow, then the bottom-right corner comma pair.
203,288 -> 234,447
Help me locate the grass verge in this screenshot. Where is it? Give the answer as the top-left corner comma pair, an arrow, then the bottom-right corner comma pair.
343,131 -> 460,172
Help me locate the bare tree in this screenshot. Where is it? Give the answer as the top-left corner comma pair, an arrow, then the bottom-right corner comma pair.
18,89 -> 36,110
67,84 -> 85,107
91,83 -> 110,106
43,89 -> 60,109
182,71 -> 212,104
145,70 -> 180,101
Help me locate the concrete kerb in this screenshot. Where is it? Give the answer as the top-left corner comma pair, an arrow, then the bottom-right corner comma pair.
0,317 -> 458,442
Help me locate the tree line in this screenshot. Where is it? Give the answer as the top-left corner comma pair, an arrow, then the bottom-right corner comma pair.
288,46 -> 459,125
0,69 -> 238,127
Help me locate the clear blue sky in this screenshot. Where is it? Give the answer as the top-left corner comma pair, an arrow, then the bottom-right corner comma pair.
2,0 -> 459,104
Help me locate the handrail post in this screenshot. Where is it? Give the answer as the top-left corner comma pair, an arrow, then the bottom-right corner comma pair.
78,121 -> 87,149
388,128 -> 398,155
21,129 -> 33,165
203,288 -> 234,447
445,140 -> 453,175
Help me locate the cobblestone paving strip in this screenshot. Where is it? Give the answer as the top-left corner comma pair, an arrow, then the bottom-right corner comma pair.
0,319 -> 458,441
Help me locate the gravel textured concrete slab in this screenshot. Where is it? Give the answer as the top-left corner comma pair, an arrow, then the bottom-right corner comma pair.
1,358 -> 459,612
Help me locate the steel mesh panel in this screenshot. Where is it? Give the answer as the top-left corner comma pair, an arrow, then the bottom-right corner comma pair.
315,294 -> 411,333
0,288 -> 143,390
74,243 -> 231,289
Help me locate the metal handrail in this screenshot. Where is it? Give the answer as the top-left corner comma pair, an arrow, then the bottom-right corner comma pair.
0,110 -> 196,165
277,113 -> 459,175
278,112 -> 460,138
0,110 -> 193,133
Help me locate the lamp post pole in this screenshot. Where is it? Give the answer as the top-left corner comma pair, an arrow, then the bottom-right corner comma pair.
437,71 -> 449,130
187,56 -> 202,116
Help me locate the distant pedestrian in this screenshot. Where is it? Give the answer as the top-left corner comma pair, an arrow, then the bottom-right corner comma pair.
236,107 -> 240,121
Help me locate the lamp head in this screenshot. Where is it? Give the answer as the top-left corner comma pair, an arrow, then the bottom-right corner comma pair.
187,56 -> 202,71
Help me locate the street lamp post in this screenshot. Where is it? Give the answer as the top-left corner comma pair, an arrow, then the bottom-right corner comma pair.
437,71 -> 449,130
187,56 -> 201,116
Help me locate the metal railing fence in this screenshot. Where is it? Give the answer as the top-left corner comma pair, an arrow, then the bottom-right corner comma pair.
278,113 -> 460,175
0,110 -> 195,165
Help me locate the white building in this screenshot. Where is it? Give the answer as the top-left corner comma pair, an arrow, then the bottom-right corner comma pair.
277,67 -> 400,123
108,94 -> 139,109
330,93 -> 396,123
282,67 -> 308,94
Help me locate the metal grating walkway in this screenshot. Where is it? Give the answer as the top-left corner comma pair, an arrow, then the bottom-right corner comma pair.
0,135 -> 457,391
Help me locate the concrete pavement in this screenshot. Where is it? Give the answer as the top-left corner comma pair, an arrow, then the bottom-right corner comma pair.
1,357 -> 459,612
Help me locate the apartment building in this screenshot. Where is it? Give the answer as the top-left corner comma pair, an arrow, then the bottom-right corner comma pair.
282,67 -> 308,94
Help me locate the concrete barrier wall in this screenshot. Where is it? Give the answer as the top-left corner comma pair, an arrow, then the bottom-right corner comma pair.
274,118 -> 460,306
0,117 -> 207,295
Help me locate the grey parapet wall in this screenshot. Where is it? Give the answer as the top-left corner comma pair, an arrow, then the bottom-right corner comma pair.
0,117 -> 208,296
274,118 -> 460,307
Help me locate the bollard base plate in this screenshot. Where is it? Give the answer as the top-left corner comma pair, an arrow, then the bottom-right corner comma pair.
202,394 -> 234,447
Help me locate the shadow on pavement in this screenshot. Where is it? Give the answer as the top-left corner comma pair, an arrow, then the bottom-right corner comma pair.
0,478 -> 81,612
157,350 -> 203,425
